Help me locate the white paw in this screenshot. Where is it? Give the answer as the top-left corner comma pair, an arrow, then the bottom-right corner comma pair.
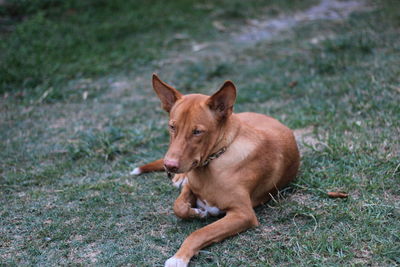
130,167 -> 141,175
164,256 -> 188,267
173,177 -> 188,188
196,199 -> 224,216
193,208 -> 208,218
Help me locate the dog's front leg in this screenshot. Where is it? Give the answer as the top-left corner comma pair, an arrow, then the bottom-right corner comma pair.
165,206 -> 259,267
173,184 -> 199,219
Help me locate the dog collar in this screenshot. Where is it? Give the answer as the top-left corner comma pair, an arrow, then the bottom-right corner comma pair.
202,146 -> 227,167
166,146 -> 227,179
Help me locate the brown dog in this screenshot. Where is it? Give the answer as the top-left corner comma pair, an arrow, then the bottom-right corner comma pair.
131,74 -> 300,266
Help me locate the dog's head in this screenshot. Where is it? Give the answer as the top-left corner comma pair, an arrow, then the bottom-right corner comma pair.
152,74 -> 236,174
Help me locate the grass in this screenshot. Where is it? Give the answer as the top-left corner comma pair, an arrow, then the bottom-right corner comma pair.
1,0 -> 399,266
0,0 -> 314,99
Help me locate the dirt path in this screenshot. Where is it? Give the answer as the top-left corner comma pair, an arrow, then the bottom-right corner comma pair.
236,0 -> 367,43
157,0 -> 368,67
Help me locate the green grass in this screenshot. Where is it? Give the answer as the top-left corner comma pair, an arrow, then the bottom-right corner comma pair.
0,0 -> 315,100
1,0 -> 400,266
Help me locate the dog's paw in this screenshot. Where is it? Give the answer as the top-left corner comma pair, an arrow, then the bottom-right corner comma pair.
193,208 -> 208,218
196,198 -> 224,217
172,174 -> 188,188
130,167 -> 142,176
165,256 -> 188,267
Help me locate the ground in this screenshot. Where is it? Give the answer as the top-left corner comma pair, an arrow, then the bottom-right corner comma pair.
0,0 -> 399,266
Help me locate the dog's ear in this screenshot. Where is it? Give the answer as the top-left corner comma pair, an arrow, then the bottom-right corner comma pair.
152,74 -> 183,112
207,80 -> 236,121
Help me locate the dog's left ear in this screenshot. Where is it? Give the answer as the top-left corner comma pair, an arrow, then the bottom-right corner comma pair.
207,81 -> 236,121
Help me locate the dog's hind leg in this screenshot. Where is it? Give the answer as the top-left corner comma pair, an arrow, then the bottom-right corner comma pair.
130,158 -> 165,175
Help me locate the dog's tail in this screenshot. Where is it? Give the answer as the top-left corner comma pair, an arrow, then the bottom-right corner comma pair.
130,158 -> 165,176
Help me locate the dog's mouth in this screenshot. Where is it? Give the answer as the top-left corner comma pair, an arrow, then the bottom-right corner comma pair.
164,159 -> 200,179
164,160 -> 199,177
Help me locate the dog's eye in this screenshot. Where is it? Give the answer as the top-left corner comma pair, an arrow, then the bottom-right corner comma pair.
192,129 -> 203,136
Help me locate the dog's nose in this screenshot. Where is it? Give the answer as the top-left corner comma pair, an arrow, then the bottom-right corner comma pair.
164,159 -> 179,173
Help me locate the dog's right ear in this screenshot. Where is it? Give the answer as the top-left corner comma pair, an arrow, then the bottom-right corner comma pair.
152,74 -> 183,113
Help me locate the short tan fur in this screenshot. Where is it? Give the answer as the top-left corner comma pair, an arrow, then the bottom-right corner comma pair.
133,74 -> 300,267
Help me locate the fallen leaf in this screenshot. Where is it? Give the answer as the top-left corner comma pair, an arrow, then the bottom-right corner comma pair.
327,192 -> 348,198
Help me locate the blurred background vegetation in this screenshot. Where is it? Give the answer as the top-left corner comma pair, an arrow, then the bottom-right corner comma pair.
0,0 -> 316,98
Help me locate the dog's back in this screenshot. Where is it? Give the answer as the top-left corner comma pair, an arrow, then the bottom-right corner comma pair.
236,112 -> 300,205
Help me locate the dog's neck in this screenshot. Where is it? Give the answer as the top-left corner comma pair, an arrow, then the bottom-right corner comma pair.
209,114 -> 242,157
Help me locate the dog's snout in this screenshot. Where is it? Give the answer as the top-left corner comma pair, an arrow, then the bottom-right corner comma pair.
164,159 -> 179,173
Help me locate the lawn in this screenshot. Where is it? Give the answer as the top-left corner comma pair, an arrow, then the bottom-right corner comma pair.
1,0 -> 399,266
